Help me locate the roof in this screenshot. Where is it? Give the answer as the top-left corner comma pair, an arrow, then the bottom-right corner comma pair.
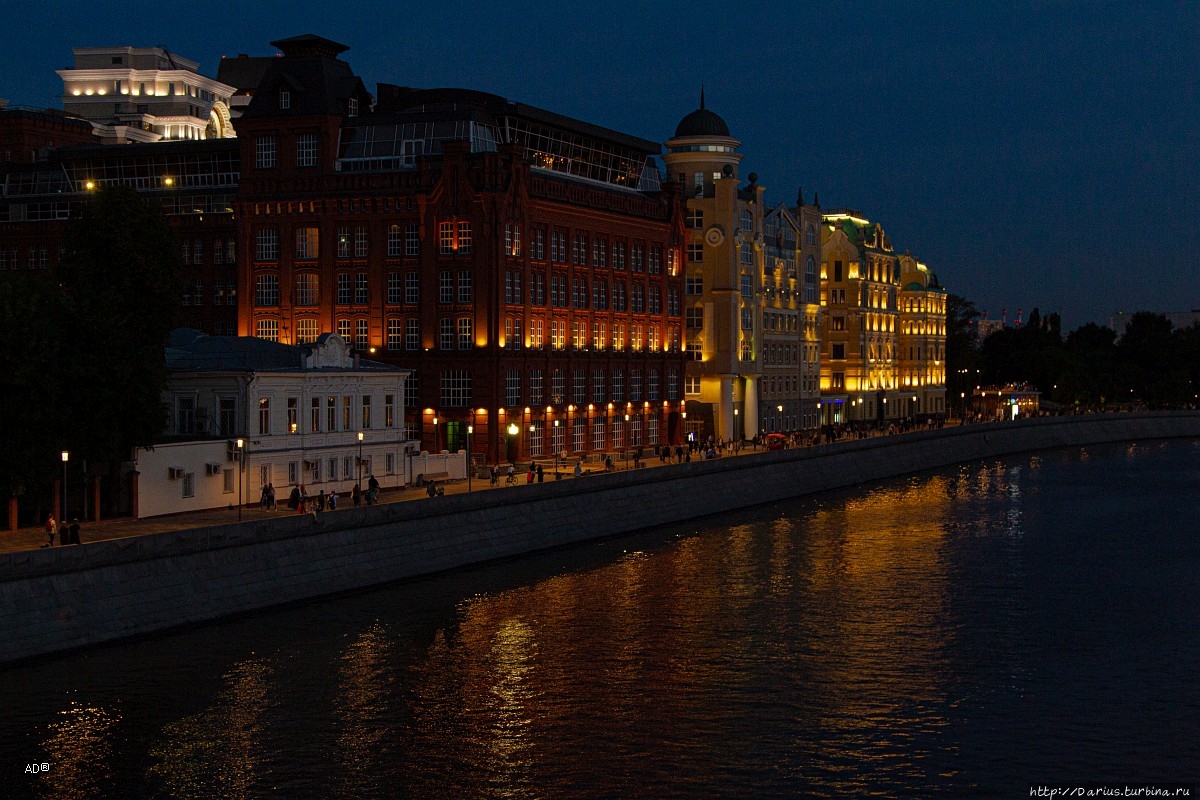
239,42 -> 369,119
674,107 -> 730,138
165,329 -> 401,374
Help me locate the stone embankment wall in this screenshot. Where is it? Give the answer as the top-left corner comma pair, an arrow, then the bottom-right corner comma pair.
3,412 -> 1198,665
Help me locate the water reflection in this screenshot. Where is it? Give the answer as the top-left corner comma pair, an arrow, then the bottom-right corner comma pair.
37,703 -> 119,800
333,623 -> 398,799
146,658 -> 273,799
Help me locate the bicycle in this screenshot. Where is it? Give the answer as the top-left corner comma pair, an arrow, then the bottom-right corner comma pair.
505,472 -> 518,486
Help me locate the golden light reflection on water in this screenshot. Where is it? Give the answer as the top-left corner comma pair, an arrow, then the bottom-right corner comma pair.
37,702 -> 119,800
334,623 -> 397,799
145,658 -> 273,800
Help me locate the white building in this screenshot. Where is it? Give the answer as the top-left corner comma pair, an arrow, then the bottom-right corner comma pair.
58,46 -> 236,143
132,331 -> 463,518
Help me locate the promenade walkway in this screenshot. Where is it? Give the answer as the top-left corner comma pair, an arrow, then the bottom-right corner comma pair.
0,440 -> 791,556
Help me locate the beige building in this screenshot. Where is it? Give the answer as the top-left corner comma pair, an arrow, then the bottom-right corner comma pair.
664,98 -> 765,442
58,46 -> 236,143
898,254 -> 948,418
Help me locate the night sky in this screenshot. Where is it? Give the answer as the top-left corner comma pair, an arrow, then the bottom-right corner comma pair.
3,1 -> 1196,329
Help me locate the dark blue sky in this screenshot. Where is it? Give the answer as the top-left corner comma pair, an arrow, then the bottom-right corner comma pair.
3,1 -> 1197,329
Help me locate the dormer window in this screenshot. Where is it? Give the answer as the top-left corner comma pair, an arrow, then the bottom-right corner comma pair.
348,97 -> 358,117
279,89 -> 290,110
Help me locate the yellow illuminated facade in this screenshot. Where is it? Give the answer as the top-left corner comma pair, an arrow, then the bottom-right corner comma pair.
664,97 -> 765,442
820,212 -> 905,424
897,254 -> 947,417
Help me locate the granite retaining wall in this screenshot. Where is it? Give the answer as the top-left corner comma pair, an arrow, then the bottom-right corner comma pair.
3,412 -> 1198,665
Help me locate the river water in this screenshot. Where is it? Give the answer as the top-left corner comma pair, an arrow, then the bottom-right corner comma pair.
2,440 -> 1198,799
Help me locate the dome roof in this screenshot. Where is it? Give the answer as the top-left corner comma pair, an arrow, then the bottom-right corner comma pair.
674,107 -> 730,138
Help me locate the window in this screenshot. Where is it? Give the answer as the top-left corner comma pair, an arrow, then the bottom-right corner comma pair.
441,371 -> 471,407
256,319 -> 279,341
295,273 -> 318,306
440,318 -> 454,350
458,270 -> 472,303
613,282 -> 627,312
741,209 -> 752,232
686,275 -> 703,295
295,227 -> 319,260
355,273 -> 369,304
612,369 -> 624,402
741,307 -> 753,330
685,375 -> 700,395
593,278 -> 607,310
648,369 -> 660,401
741,274 -> 752,299
686,307 -> 703,330
439,271 -> 453,304
505,317 -> 523,351
256,229 -> 278,261
405,271 -> 419,304
297,133 -> 317,167
388,225 -> 403,257
687,242 -> 704,263
182,473 -> 195,499
832,343 -> 846,360
388,272 -> 402,304
551,230 -> 566,262
385,395 -> 395,428
258,397 -> 271,435
457,221 -> 472,254
529,370 -> 544,404
529,319 -> 544,349
255,136 -> 276,169
406,319 -> 419,350
531,227 -> 545,260
573,277 -> 588,309
362,395 -> 372,429
572,321 -> 587,350
406,224 -> 420,256
337,274 -> 352,305
279,90 -> 290,110
255,275 -> 279,306
592,237 -> 606,268
686,208 -> 704,228
551,275 -> 567,308
177,397 -> 196,436
296,318 -> 319,344
326,396 -> 337,432
458,317 -> 473,349
649,246 -> 662,274
387,318 -> 403,350
354,226 -> 368,258
572,233 -> 588,265
505,223 -> 521,257
551,369 -> 565,403
550,320 -> 566,350
505,270 -> 523,304
612,240 -> 626,270
355,319 -> 369,349
338,319 -> 351,341
532,272 -> 545,306
506,369 -> 521,407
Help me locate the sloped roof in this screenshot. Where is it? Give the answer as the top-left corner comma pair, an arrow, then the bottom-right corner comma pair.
165,329 -> 399,373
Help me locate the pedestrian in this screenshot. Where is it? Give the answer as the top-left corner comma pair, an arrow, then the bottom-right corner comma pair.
288,485 -> 300,511
44,515 -> 56,547
426,481 -> 437,498
573,459 -> 582,478
259,484 -> 270,511
537,464 -> 544,483
527,464 -> 535,483
490,464 -> 499,486
316,490 -> 326,512
268,483 -> 277,511
68,519 -> 81,545
352,483 -> 361,507
368,474 -> 380,494
329,491 -> 338,510
296,485 -> 308,515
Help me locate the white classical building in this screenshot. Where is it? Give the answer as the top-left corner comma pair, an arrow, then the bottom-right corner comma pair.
57,46 -> 236,143
132,331 -> 465,518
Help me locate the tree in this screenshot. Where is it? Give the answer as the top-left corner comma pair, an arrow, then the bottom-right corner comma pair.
945,293 -> 981,410
54,186 -> 182,514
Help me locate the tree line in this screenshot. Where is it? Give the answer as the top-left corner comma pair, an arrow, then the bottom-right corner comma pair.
945,294 -> 1200,411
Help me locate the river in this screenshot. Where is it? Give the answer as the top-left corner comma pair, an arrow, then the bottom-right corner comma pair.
2,439 -> 1197,798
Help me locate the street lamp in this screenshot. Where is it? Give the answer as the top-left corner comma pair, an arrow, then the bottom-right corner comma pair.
467,421 -> 473,493
432,416 -> 439,453
60,451 -> 68,525
553,419 -> 560,474
357,431 -> 364,491
235,438 -> 244,521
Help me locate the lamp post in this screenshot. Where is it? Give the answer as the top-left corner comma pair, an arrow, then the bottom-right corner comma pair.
553,419 -> 560,474
235,438 -> 244,521
432,416 -> 439,453
777,404 -> 783,434
357,431 -> 364,490
467,420 -> 473,493
60,450 -> 68,525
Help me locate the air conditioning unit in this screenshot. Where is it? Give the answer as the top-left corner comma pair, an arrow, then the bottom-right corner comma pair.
168,467 -> 185,480
205,462 -> 222,476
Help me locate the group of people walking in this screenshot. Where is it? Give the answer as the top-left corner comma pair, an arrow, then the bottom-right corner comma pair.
43,515 -> 81,546
258,474 -> 383,516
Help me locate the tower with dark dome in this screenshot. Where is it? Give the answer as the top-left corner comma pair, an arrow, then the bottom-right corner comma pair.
664,93 -> 765,444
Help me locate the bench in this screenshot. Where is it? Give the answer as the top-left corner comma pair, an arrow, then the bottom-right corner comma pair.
416,472 -> 451,486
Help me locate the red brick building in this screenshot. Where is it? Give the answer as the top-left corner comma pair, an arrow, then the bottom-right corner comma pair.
233,36 -> 688,464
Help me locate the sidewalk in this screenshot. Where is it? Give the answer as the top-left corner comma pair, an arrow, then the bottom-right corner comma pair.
0,446 -> 749,556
